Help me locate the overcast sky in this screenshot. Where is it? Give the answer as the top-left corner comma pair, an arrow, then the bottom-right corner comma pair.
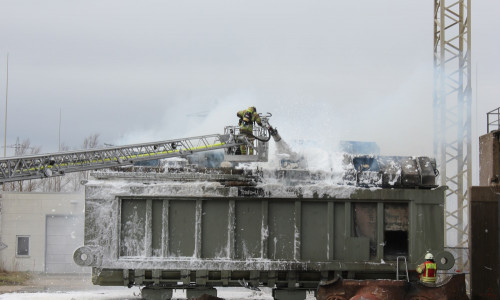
0,1 -> 499,165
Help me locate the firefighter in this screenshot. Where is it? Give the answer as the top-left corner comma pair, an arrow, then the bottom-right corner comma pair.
236,106 -> 263,155
416,252 -> 437,283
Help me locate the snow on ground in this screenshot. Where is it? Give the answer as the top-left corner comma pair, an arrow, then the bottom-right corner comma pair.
0,275 -> 318,300
0,288 -> 140,300
0,287 -> 317,300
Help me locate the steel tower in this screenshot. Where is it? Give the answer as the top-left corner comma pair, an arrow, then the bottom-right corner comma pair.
433,0 -> 471,276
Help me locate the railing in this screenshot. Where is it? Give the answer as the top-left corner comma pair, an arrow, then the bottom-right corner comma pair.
0,134 -> 240,184
0,116 -> 277,184
487,107 -> 500,133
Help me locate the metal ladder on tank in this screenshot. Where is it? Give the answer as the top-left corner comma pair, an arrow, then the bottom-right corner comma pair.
396,256 -> 409,282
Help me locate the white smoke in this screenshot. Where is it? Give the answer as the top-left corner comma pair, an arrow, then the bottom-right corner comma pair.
116,62 -> 434,166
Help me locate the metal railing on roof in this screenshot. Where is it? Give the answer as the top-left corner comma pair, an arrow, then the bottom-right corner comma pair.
487,107 -> 500,133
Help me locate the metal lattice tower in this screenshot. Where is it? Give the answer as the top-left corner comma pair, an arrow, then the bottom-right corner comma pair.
433,0 -> 471,275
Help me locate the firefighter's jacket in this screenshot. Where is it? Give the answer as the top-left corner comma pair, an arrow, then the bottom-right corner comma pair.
237,109 -> 262,133
416,260 -> 437,283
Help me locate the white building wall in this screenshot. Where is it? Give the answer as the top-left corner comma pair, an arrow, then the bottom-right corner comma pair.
0,192 -> 85,273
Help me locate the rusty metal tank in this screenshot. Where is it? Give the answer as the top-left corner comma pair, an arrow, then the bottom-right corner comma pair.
74,155 -> 463,300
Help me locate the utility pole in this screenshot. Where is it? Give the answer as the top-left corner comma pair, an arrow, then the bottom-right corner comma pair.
59,108 -> 61,151
4,53 -> 8,158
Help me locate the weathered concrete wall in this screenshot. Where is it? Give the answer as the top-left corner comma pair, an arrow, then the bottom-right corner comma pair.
479,130 -> 500,186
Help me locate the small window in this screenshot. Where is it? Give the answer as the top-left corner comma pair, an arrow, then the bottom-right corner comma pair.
16,236 -> 30,256
384,204 -> 409,260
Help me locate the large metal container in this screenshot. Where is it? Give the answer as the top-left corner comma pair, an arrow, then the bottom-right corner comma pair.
74,156 -> 453,299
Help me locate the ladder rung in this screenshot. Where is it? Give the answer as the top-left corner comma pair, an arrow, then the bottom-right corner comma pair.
396,256 -> 409,282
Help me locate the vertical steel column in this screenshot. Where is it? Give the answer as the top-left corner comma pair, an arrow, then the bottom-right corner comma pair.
294,200 -> 301,261
433,0 -> 471,279
227,200 -> 235,259
114,199 -> 121,260
145,199 -> 152,257
194,200 -> 202,258
327,202 -> 334,261
261,200 -> 269,259
376,203 -> 384,261
345,202 -> 352,261
162,199 -> 169,257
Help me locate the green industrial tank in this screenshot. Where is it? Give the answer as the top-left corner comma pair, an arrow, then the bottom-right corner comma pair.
74,154 -> 456,300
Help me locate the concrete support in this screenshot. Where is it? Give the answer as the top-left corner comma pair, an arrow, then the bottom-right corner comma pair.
141,288 -> 173,300
185,288 -> 217,299
272,289 -> 307,300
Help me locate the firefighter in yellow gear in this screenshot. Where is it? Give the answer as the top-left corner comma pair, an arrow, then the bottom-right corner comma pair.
236,106 -> 263,155
416,252 -> 437,283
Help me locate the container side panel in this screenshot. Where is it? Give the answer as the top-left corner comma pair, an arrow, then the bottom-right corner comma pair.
411,189 -> 445,262
202,200 -> 229,258
151,200 -> 163,257
120,199 -> 147,257
268,200 -> 295,260
235,200 -> 261,259
85,201 -> 101,244
334,203 -> 346,260
169,200 -> 196,257
419,204 -> 444,252
301,202 -> 328,261
353,203 -> 377,258
85,198 -> 117,260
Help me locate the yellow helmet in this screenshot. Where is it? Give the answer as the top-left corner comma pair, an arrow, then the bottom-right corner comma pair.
248,106 -> 256,113
425,252 -> 434,260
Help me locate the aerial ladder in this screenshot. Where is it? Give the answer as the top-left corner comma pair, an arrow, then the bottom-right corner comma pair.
0,114 -> 281,184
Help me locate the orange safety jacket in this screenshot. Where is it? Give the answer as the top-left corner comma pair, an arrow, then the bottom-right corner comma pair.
417,261 -> 437,283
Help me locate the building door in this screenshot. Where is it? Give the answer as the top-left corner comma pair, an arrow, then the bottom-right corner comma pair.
45,215 -> 89,273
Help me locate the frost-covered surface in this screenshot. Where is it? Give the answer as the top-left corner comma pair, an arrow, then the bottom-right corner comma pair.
0,287 -> 319,300
256,181 -> 359,198
0,289 -> 140,300
86,179 -> 237,199
77,141 -> 439,278
107,258 -> 301,270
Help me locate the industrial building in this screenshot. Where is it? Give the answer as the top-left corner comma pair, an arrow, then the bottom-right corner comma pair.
0,192 -> 88,274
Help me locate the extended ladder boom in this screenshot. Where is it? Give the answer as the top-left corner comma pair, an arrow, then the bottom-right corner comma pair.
0,134 -> 239,184
0,115 -> 279,184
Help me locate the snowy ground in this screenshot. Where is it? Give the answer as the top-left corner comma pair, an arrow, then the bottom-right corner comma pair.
0,274 -> 316,300
0,288 -> 277,300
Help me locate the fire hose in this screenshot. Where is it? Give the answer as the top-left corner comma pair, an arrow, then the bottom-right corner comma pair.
240,126 -> 281,143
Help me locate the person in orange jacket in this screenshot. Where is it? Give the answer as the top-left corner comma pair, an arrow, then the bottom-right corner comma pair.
416,252 -> 437,283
